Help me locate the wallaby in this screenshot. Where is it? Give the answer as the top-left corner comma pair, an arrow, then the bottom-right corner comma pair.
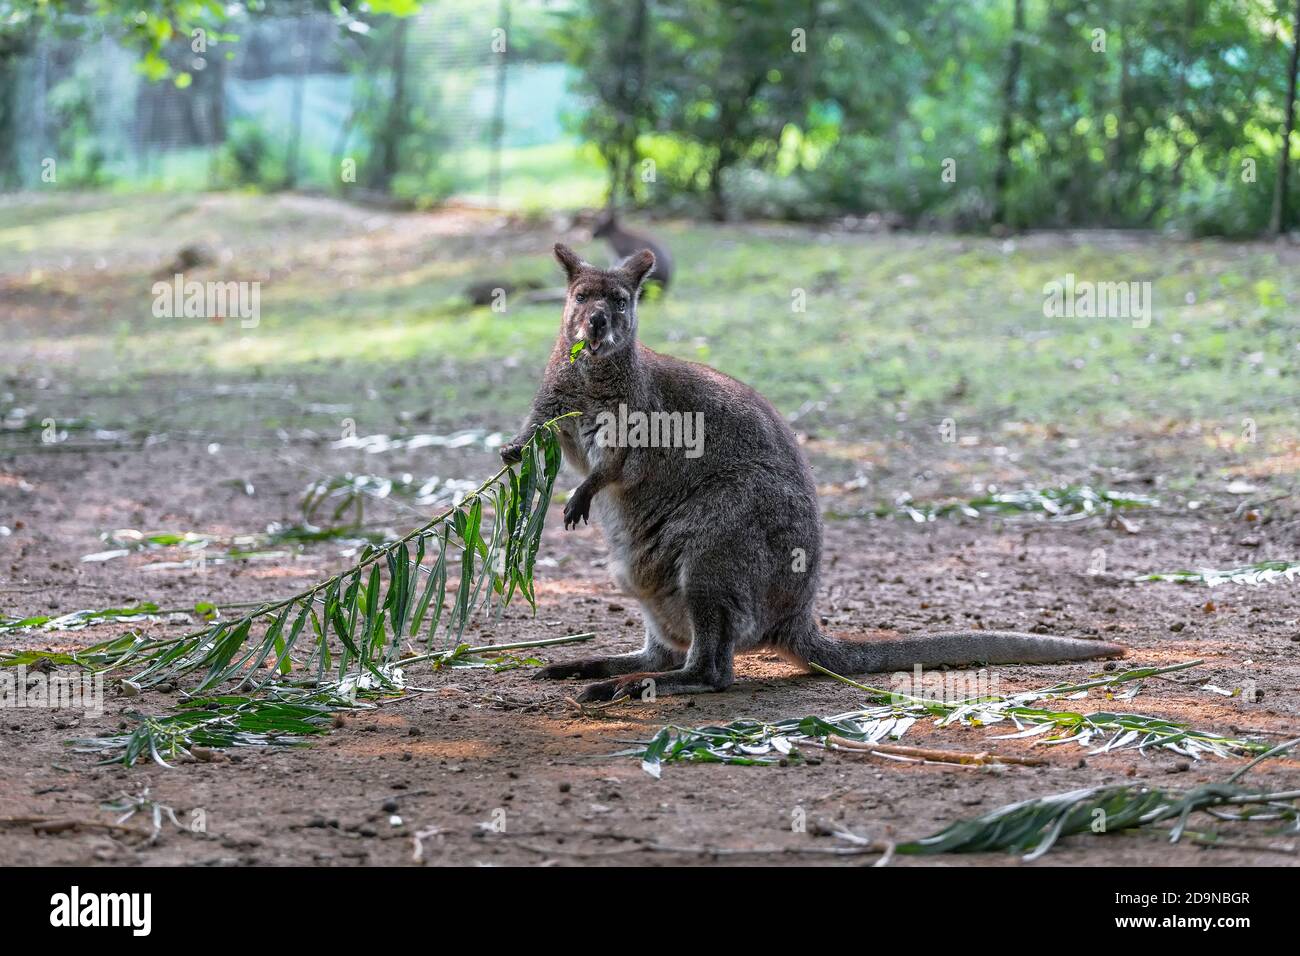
592,211 -> 672,289
501,243 -> 1124,702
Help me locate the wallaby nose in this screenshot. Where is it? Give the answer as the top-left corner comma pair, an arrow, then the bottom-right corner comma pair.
589,311 -> 608,338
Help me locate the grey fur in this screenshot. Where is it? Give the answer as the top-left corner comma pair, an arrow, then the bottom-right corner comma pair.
503,244 -> 1124,702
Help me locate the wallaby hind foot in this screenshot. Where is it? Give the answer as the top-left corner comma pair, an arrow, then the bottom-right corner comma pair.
566,595 -> 739,701
541,595 -> 736,702
534,630 -> 686,682
574,668 -> 727,703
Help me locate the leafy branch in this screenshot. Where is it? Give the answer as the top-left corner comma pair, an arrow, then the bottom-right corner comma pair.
77,634 -> 596,767
64,416 -> 571,700
628,660 -> 1269,778
1138,560 -> 1300,587
47,417 -> 586,767
0,603 -> 164,635
860,485 -> 1159,523
882,782 -> 1300,861
77,690 -> 351,769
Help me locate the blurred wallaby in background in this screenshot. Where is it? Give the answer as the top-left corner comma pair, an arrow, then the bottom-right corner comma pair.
593,211 -> 673,290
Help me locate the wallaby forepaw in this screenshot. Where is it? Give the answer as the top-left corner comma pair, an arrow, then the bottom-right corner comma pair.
499,442 -> 524,465
563,489 -> 592,529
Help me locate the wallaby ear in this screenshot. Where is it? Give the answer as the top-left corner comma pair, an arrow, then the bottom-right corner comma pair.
554,243 -> 585,283
621,249 -> 656,290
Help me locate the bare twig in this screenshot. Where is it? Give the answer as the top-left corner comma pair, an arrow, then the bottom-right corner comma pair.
825,734 -> 1048,766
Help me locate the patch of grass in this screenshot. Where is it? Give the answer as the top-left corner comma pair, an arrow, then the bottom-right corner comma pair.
451,140 -> 606,211
4,193 -> 1297,497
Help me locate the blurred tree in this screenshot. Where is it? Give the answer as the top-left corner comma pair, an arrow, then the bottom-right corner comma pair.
1270,0 -> 1300,234
555,0 -> 658,210
0,18 -> 32,189
992,0 -> 1024,227
653,0 -> 808,218
0,0 -> 421,85
368,15 -> 409,194
6,0 -> 1300,234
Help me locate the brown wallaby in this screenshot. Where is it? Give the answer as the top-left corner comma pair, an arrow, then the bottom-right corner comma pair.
501,243 -> 1124,702
592,211 -> 672,289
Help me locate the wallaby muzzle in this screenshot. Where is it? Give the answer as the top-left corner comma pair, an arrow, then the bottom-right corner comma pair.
586,309 -> 610,349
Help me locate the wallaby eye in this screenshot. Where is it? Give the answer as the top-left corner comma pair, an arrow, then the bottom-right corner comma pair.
575,293 -> 587,303
614,297 -> 627,312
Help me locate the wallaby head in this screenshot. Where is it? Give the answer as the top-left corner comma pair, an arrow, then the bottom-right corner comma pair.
553,242 -> 654,358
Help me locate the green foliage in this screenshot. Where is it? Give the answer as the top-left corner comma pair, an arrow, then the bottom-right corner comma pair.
558,0 -> 810,216
629,660 -> 1267,778
0,603 -> 162,634
29,420 -> 578,767
78,690 -> 347,767
556,0 -> 1300,232
75,633 -> 595,766
892,781 -> 1298,859
212,119 -> 287,190
51,419 -> 566,705
46,68 -> 109,186
14,0 -> 1300,232
1139,560 -> 1300,587
880,486 -> 1158,523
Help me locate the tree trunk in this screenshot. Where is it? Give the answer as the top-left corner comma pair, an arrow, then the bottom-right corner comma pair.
1108,15 -> 1130,221
0,30 -> 30,191
1165,0 -> 1197,204
371,18 -> 409,194
621,0 -> 648,206
992,0 -> 1025,228
709,150 -> 728,221
1270,0 -> 1300,236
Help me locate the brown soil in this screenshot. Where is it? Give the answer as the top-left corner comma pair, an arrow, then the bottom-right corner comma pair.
2,434 -> 1298,867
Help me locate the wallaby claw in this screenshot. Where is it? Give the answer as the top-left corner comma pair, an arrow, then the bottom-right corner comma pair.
575,678 -> 632,704
533,662 -> 578,680
499,443 -> 524,465
563,488 -> 592,529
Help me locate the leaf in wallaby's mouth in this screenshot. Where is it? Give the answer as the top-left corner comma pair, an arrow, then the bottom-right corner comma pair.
570,339 -> 586,363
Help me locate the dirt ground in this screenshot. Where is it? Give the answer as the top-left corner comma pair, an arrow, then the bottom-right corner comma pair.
2,197 -> 1298,866
2,433 -> 1298,867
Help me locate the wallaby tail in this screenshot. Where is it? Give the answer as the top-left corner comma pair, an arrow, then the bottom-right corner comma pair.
787,622 -> 1125,675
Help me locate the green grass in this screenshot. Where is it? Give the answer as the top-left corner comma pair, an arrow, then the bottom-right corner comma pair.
450,140 -> 607,211
3,192 -> 1297,455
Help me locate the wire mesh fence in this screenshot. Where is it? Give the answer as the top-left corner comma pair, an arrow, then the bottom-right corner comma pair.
2,4 -> 596,207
